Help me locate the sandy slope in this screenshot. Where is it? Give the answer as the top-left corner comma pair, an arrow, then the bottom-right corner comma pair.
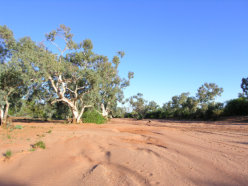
0,118 -> 248,186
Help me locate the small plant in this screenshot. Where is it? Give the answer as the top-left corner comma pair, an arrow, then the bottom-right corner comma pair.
29,148 -> 36,152
4,150 -> 12,159
14,125 -> 23,129
7,135 -> 11,139
33,141 -> 46,149
46,130 -> 52,133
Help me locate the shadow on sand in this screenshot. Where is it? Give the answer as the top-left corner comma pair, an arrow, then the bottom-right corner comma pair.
0,180 -> 27,186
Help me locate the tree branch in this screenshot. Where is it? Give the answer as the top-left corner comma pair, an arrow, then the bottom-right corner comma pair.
49,76 -> 58,93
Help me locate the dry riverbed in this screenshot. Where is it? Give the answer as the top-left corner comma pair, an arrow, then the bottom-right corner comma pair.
0,118 -> 248,186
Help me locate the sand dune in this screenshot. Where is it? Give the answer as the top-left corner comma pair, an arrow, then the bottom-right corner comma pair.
0,118 -> 248,186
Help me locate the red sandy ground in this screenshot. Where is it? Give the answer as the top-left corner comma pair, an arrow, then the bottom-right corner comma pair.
0,118 -> 248,186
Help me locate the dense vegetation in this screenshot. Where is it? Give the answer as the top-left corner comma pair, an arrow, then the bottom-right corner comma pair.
125,82 -> 248,120
0,24 -> 247,125
82,109 -> 107,124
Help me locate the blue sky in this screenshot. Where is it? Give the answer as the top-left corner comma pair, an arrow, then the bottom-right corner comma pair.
1,0 -> 247,106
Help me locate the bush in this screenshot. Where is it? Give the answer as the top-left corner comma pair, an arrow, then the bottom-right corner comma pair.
33,141 -> 46,149
4,150 -> 12,159
224,98 -> 248,116
124,112 -> 135,118
145,109 -> 163,119
82,109 -> 107,124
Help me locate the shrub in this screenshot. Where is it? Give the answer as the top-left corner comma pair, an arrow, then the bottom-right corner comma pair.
4,150 -> 12,159
124,112 -> 135,118
33,141 -> 46,149
82,109 -> 107,124
224,98 -> 248,116
204,103 -> 224,120
146,110 -> 165,119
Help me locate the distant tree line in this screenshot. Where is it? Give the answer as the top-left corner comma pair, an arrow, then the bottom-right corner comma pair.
122,82 -> 248,120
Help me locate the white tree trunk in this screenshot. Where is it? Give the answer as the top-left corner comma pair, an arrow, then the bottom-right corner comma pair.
0,105 -> 4,125
3,101 -> 9,123
72,109 -> 79,124
101,103 -> 108,117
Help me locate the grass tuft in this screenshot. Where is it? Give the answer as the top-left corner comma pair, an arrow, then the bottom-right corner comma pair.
33,141 -> 46,149
14,125 -> 23,129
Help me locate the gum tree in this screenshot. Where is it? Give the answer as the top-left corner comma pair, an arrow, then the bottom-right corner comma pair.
129,93 -> 148,119
26,25 -> 132,123
0,25 -> 133,124
0,25 -> 17,125
0,25 -> 29,126
96,52 -> 134,117
196,83 -> 223,105
38,25 -> 100,123
0,65 -> 26,126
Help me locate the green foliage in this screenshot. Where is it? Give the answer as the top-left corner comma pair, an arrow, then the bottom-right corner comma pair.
29,148 -> 36,152
161,93 -> 199,119
52,102 -> 70,120
224,98 -> 248,116
112,107 -> 126,118
124,112 -> 135,118
129,93 -> 148,119
241,77 -> 248,97
82,109 -> 107,124
0,25 -> 16,64
0,25 -> 133,123
197,83 -> 223,104
4,150 -> 12,159
14,125 -> 23,129
127,83 -> 224,120
203,102 -> 224,120
145,109 -> 163,119
33,141 -> 46,149
16,101 -> 42,118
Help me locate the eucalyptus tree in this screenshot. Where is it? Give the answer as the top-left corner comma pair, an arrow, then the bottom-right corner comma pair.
1,25 -> 98,123
24,24 -> 132,123
0,25 -> 29,126
1,24 -> 133,124
196,83 -> 223,110
0,25 -> 14,125
32,25 -> 101,123
129,93 -> 148,119
95,52 -> 134,117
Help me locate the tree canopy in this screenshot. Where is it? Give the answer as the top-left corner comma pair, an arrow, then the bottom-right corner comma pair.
241,77 -> 248,97
0,24 -> 133,124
